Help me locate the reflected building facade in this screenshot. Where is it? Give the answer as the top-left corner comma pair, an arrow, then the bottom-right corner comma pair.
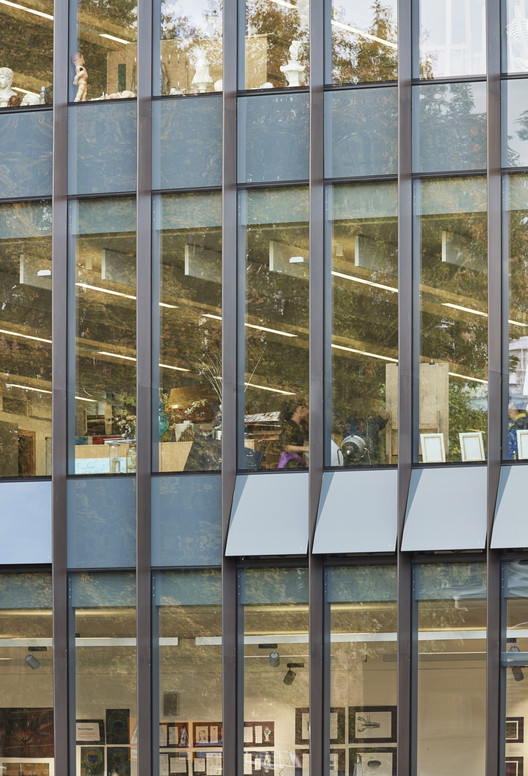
0,2 -> 528,776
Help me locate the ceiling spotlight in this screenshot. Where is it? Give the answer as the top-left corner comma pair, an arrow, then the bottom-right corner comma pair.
269,650 -> 280,668
283,668 -> 296,685
25,653 -> 40,670
508,642 -> 524,682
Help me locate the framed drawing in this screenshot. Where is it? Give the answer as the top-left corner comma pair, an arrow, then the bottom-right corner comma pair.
295,708 -> 310,745
76,720 -> 104,745
506,717 -> 524,743
295,749 -> 345,776
80,746 -> 105,776
243,751 -> 274,775
349,706 -> 397,745
517,430 -> 528,460
167,753 -> 189,775
330,708 -> 345,745
294,750 -> 310,776
243,722 -> 274,747
1,763 -> 51,776
167,722 -> 190,748
349,749 -> 396,776
106,709 -> 130,745
0,708 -> 54,757
506,757 -> 524,776
193,723 -> 223,747
420,433 -> 446,463
459,432 -> 485,462
192,752 -> 222,776
107,747 -> 131,776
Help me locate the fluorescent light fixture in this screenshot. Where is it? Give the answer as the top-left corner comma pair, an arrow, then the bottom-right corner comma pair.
97,350 -> 136,362
246,383 -> 295,395
289,256 -> 304,264
159,363 -> 190,372
331,343 -> 398,363
331,270 -> 398,294
76,396 -> 98,403
202,313 -> 222,320
76,282 -> 136,300
202,313 -> 297,338
99,32 -> 131,45
12,87 -> 33,95
37,269 -> 51,277
509,318 -> 528,327
331,18 -> 397,49
442,302 -> 487,318
6,383 -> 51,394
0,0 -> 53,20
0,327 -> 51,344
449,371 -> 488,385
159,302 -> 179,309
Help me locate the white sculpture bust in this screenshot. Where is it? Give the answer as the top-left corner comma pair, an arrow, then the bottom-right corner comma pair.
0,68 -> 16,107
288,40 -> 303,64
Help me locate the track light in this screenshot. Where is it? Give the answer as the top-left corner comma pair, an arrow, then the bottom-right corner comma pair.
508,642 -> 524,682
25,653 -> 40,670
269,650 -> 280,668
283,668 -> 296,685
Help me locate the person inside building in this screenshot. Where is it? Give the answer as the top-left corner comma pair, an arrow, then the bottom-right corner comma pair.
277,397 -> 309,469
508,397 -> 528,459
342,398 -> 389,466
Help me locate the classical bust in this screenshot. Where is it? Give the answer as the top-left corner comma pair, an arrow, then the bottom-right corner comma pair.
0,68 -> 16,107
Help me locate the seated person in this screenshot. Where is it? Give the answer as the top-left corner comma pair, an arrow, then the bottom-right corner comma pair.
278,397 -> 309,469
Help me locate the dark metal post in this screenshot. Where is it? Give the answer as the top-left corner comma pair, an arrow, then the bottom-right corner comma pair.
136,0 -> 154,769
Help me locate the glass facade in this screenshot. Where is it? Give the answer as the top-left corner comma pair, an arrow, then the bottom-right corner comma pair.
1,0 -> 528,775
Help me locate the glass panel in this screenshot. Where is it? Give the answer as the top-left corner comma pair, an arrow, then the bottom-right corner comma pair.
0,572 -> 53,766
328,183 -> 398,467
414,563 -> 486,776
504,174 -> 528,460
70,0 -> 137,102
157,0 -> 222,95
243,0 -> 309,90
327,566 -> 397,773
503,0 -> 528,73
502,560 -> 528,774
0,111 -> 52,198
416,0 -> 486,79
69,103 -> 137,195
152,97 -> 222,189
155,192 -> 222,473
71,572 -> 136,776
324,88 -> 397,178
330,0 -> 397,84
0,201 -> 52,478
154,570 -> 222,775
238,93 -> 309,183
241,567 -> 309,774
71,197 -> 136,475
0,5 -> 53,105
502,80 -> 528,168
240,187 -> 309,471
416,177 -> 487,464
413,82 -> 487,173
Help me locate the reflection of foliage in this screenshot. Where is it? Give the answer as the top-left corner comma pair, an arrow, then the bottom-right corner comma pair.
333,0 -> 397,84
448,382 -> 487,459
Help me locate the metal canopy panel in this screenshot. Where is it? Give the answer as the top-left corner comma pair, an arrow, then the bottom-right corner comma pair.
491,466 -> 528,548
0,481 -> 51,564
313,470 -> 397,554
402,466 -> 487,551
226,473 -> 309,556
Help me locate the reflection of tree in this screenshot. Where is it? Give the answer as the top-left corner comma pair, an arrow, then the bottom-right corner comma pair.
332,0 -> 397,84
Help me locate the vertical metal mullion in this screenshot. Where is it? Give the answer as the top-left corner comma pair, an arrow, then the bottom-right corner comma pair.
309,0 -> 325,775
136,0 -> 153,769
222,0 -> 239,773
397,0 -> 413,770
52,0 -> 70,767
486,0 -> 502,771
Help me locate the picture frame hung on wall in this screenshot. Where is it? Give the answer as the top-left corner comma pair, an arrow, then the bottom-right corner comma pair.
349,749 -> 396,776
76,720 -> 105,744
80,746 -> 105,776
193,723 -> 223,747
167,722 -> 190,748
506,757 -> 524,776
294,749 -> 345,776
517,430 -> 528,460
243,750 -> 274,775
330,708 -> 346,745
348,706 -> 397,745
106,747 -> 131,776
295,708 -> 310,746
243,722 -> 274,747
506,717 -> 524,744
106,709 -> 130,745
420,433 -> 446,463
160,752 -> 189,776
192,751 -> 223,776
0,763 -> 51,776
459,431 -> 485,462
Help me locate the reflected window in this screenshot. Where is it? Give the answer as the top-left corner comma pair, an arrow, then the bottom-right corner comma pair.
154,570 -> 222,773
154,192 -> 222,473
327,565 -> 396,775
504,0 -> 528,73
330,0 -> 397,84
415,0 -> 486,79
0,4 -> 53,106
239,187 -> 309,471
415,177 -> 487,464
502,80 -> 528,168
327,183 -> 397,467
0,201 -> 52,477
240,567 -> 309,775
157,0 -> 222,95
71,197 -> 136,475
504,174 -> 528,461
414,563 -> 486,776
71,572 -> 136,776
242,0 -> 309,90
70,0 -> 137,102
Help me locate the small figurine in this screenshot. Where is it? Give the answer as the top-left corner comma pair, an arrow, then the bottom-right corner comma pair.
72,53 -> 88,102
280,41 -> 306,87
191,47 -> 213,93
7,94 -> 22,107
0,67 -> 17,107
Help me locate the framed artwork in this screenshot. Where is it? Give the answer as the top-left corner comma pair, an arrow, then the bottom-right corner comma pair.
518,430 -> 528,460
243,722 -> 274,747
349,749 -> 396,776
459,431 -> 485,462
167,722 -> 190,748
107,747 -> 131,776
193,751 -> 223,776
295,708 -> 310,745
193,723 -> 223,747
349,706 -> 397,745
76,720 -> 104,744
80,746 -> 105,776
161,752 -> 189,776
0,709 -> 54,757
243,750 -> 274,775
506,757 -> 524,776
294,749 -> 345,776
1,763 -> 51,776
160,723 -> 169,748
330,708 -> 345,745
506,717 -> 524,743
106,709 -> 130,745
420,433 -> 446,463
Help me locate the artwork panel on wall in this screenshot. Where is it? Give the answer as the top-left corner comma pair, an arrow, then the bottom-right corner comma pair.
243,750 -> 274,774
506,757 -> 524,776
294,748 -> 345,776
80,746 -> 105,776
76,720 -> 104,744
106,709 -> 130,745
348,706 -> 397,744
349,749 -> 396,776
193,723 -> 223,747
107,747 -> 131,776
243,722 -> 274,746
192,751 -> 222,776
506,717 -> 524,743
295,708 -> 310,746
1,762 -> 50,776
0,708 -> 54,757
